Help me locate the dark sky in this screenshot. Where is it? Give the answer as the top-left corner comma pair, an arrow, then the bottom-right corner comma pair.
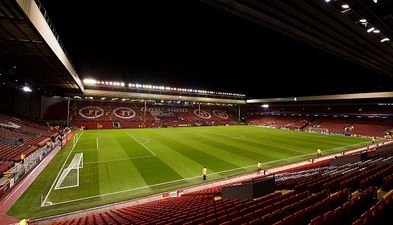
39,0 -> 392,98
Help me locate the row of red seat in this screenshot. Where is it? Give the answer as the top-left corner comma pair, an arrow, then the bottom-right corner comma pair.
0,142 -> 37,161
353,190 -> 393,225
0,113 -> 55,161
246,114 -> 393,137
0,161 -> 14,178
43,100 -> 240,129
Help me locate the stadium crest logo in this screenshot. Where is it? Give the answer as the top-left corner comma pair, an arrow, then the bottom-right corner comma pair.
79,106 -> 104,119
113,107 -> 136,119
194,109 -> 211,119
213,110 -> 229,119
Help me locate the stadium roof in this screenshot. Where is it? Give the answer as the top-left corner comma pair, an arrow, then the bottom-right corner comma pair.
0,0 -> 83,93
204,0 -> 393,76
1,0 -> 393,97
247,91 -> 393,103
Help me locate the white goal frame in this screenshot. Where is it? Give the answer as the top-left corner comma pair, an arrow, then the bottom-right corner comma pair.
308,127 -> 329,133
72,133 -> 79,149
54,153 -> 83,190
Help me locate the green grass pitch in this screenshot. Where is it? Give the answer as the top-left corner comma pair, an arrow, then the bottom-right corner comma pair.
8,126 -> 371,219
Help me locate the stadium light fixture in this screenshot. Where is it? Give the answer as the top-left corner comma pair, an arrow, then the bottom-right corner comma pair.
359,19 -> 367,23
261,104 -> 269,108
22,85 -> 32,92
341,4 -> 350,9
83,78 -> 97,85
324,0 -> 331,2
101,97 -> 106,100
367,27 -> 375,33
381,38 -> 390,42
373,29 -> 380,33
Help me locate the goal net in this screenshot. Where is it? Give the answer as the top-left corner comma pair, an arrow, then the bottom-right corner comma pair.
308,127 -> 329,133
54,153 -> 83,190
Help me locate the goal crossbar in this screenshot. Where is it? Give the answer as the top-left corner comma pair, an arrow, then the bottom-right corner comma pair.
308,127 -> 329,133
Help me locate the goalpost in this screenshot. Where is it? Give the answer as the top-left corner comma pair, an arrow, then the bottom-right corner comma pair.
72,133 -> 79,148
54,153 -> 83,190
308,127 -> 329,133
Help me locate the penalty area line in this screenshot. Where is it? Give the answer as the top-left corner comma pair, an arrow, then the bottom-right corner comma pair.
127,133 -> 156,156
41,130 -> 84,207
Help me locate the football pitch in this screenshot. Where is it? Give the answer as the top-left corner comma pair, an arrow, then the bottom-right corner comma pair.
8,126 -> 371,219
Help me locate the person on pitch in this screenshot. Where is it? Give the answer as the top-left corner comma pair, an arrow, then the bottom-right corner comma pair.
257,161 -> 262,173
202,166 -> 207,181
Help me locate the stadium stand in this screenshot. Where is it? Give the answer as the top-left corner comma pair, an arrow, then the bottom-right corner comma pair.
246,105 -> 393,137
0,113 -> 58,161
0,162 -> 14,178
43,100 -> 240,129
38,148 -> 393,225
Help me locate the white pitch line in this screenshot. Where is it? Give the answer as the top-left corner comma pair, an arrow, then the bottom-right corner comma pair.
139,136 -> 150,145
96,137 -> 99,151
84,155 -> 155,165
41,131 -> 84,207
127,133 -> 156,156
45,139 -> 371,207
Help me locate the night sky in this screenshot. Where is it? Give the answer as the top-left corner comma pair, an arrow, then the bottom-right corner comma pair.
39,0 -> 392,98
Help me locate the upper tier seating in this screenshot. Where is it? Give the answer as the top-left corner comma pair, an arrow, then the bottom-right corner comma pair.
44,100 -> 240,129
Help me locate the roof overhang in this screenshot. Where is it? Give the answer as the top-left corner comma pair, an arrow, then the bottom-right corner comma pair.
77,89 -> 247,104
0,0 -> 83,92
247,91 -> 393,103
202,0 -> 393,76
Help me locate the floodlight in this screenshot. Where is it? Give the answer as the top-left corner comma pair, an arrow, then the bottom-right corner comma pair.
341,4 -> 349,9
22,86 -> 32,92
367,27 -> 375,33
83,78 -> 97,85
